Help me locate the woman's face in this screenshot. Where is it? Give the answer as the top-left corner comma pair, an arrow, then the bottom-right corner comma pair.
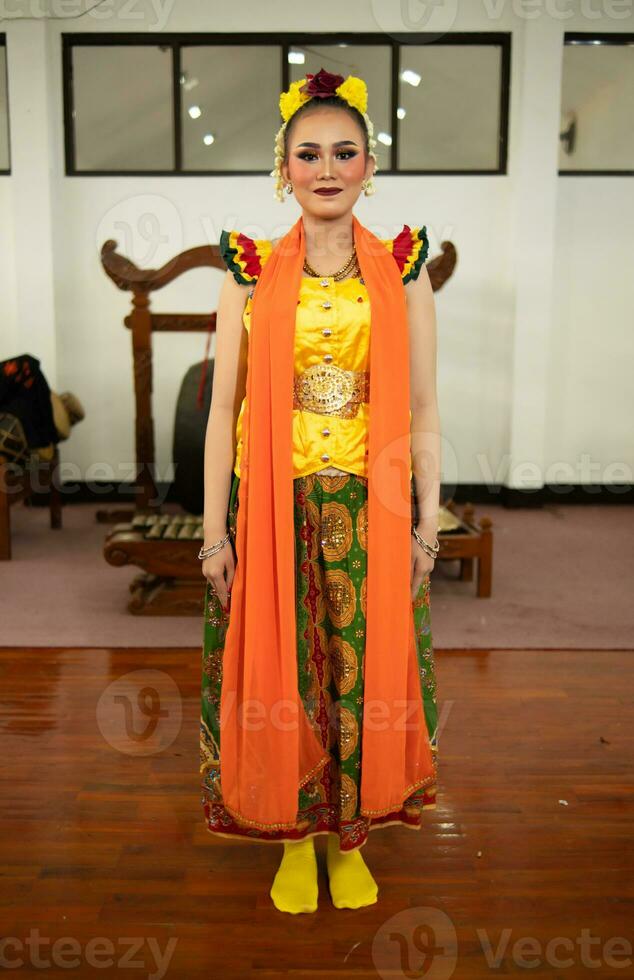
281,107 -> 375,222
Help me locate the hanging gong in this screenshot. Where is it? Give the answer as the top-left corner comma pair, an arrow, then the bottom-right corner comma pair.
172,358 -> 214,515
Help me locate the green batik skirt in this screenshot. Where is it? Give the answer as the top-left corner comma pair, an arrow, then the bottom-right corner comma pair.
200,470 -> 438,851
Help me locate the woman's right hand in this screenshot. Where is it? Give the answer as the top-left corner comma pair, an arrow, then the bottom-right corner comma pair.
202,541 -> 235,612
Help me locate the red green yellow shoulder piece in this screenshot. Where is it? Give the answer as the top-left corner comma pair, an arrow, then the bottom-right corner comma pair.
381,224 -> 430,284
219,229 -> 274,285
220,224 -> 428,286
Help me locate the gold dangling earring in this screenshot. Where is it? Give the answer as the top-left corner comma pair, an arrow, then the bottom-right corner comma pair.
362,176 -> 376,197
285,182 -> 293,194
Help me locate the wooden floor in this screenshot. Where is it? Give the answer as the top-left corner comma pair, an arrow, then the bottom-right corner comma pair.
0,646 -> 632,979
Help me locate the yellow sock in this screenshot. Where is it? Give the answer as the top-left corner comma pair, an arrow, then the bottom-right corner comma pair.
269,837 -> 318,914
326,834 -> 378,909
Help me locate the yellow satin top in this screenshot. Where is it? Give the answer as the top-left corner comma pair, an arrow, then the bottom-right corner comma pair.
219,224 -> 430,481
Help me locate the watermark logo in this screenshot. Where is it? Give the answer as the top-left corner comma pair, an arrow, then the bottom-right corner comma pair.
0,0 -> 176,32
372,906 -> 458,978
97,669 -> 182,756
96,193 -> 185,271
371,911 -> 633,976
369,0 -> 460,42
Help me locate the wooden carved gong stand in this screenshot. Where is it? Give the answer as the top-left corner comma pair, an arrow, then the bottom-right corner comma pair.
98,235 -> 487,615
99,239 -> 226,614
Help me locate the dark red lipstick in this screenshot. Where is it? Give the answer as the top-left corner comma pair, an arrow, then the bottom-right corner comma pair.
314,188 -> 342,196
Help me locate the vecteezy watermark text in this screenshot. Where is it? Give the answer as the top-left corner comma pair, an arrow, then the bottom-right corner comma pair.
0,930 -> 177,979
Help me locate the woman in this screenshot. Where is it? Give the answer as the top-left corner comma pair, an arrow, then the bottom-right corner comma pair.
199,69 -> 441,914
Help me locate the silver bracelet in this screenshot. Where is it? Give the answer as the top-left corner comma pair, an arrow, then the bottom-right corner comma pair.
198,531 -> 231,560
411,526 -> 440,559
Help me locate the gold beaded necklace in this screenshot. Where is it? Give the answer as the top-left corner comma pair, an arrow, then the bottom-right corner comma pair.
303,247 -> 359,281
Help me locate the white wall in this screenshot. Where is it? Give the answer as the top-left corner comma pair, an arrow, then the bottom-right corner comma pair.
1,0 -> 632,490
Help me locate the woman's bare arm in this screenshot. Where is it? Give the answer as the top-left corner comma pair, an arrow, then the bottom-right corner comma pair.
202,269 -> 249,543
406,264 -> 442,593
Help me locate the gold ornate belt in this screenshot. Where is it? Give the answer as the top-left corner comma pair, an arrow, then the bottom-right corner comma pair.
293,364 -> 369,419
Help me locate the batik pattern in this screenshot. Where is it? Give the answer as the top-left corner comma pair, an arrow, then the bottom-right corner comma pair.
200,471 -> 438,851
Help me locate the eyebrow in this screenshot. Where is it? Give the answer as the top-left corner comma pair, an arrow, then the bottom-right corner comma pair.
295,140 -> 359,148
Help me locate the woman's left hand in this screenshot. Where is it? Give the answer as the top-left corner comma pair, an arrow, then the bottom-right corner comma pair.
411,532 -> 435,600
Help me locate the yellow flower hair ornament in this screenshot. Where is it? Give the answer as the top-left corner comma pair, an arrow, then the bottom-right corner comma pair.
271,68 -> 378,203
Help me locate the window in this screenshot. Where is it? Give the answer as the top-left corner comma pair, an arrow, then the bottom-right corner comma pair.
0,36 -> 10,174
560,33 -> 634,176
69,43 -> 173,172
397,41 -> 507,172
62,33 -> 510,176
180,45 -> 280,171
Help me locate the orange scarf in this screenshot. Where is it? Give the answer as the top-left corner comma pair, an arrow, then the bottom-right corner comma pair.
219,213 -> 435,829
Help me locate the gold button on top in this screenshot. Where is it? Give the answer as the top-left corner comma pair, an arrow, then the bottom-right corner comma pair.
322,328 -> 332,336
321,453 -> 330,462
323,354 -> 333,363
320,279 -> 330,287
321,300 -> 332,309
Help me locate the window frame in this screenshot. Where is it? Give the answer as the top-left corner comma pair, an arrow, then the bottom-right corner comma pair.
62,31 -> 511,177
0,35 -> 10,175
